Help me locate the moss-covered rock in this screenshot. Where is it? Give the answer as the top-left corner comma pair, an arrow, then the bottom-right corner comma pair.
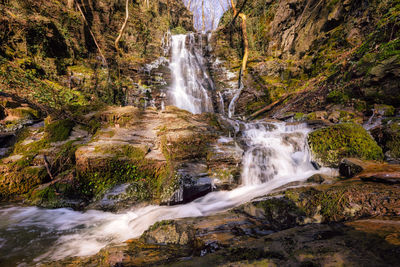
308,123 -> 384,167
44,119 -> 75,142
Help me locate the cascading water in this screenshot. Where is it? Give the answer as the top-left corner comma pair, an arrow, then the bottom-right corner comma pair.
168,33 -> 214,114
241,122 -> 317,185
0,119 -> 334,265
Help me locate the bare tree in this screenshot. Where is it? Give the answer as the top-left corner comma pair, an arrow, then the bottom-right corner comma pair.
230,0 -> 248,72
115,0 -> 130,54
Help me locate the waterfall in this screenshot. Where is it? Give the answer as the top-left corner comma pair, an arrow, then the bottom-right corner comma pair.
168,33 -> 214,114
0,33 -> 334,266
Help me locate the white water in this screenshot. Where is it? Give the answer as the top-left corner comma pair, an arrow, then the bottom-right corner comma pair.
168,34 -> 214,114
241,122 -> 317,185
228,81 -> 243,118
0,120 -> 333,265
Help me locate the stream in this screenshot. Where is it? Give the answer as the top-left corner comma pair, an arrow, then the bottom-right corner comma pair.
0,33 -> 333,266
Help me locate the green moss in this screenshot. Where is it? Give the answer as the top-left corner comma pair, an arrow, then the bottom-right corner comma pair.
294,113 -> 305,121
0,166 -> 49,199
170,26 -> 187,35
385,122 -> 400,159
44,119 -> 75,142
306,112 -> 317,120
84,120 -> 102,135
148,220 -> 174,231
326,90 -> 350,104
75,150 -> 172,203
374,104 -> 396,116
308,123 -> 384,167
7,107 -> 40,120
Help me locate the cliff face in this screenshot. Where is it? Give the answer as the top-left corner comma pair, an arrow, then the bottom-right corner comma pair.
212,0 -> 400,117
0,0 -> 193,113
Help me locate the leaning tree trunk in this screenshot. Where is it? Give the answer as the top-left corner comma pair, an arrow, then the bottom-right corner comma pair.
115,0 -> 130,54
230,0 -> 248,73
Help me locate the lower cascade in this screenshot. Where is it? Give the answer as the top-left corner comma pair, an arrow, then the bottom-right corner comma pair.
0,118 -> 332,264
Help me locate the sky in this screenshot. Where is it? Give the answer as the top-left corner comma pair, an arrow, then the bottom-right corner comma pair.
182,0 -> 232,32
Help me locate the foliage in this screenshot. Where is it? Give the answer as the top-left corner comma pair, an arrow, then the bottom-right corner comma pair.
171,26 -> 187,35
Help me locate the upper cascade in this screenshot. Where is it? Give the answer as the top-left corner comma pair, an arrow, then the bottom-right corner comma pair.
168,33 -> 214,114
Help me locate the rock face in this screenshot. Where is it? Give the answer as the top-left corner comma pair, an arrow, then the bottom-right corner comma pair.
308,123 -> 383,167
211,0 -> 400,117
51,180 -> 400,266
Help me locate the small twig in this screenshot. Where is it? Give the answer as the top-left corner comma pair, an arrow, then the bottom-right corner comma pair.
43,155 -> 55,181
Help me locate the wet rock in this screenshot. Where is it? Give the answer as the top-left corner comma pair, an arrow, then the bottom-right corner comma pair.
369,55 -> 400,82
306,173 -> 336,184
305,119 -> 332,130
165,163 -> 213,205
360,172 -> 400,184
141,220 -> 195,246
240,197 -> 305,230
207,136 -> 243,189
338,158 -> 400,184
339,158 -> 367,178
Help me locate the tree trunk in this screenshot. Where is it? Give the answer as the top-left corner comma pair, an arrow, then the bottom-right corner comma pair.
239,13 -> 248,72
230,0 -> 248,72
67,0 -> 74,9
115,0 -> 130,54
202,0 -> 205,32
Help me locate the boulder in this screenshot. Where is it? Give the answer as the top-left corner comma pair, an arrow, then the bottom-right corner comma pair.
141,220 -> 195,246
308,123 -> 383,167
306,173 -> 336,184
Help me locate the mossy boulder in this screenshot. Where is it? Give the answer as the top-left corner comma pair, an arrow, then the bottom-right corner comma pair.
75,143 -> 173,203
308,123 -> 384,167
0,165 -> 49,200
